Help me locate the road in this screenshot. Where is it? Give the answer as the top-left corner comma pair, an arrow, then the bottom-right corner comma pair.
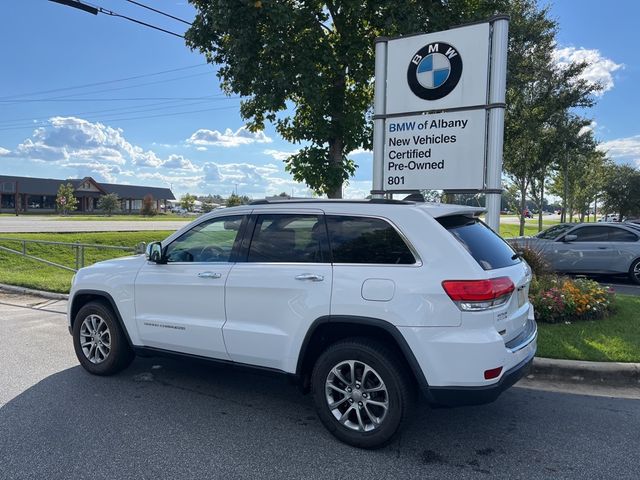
1,293 -> 639,480
0,215 -> 189,233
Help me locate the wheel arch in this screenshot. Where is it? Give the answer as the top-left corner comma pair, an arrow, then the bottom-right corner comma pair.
70,290 -> 133,347
296,315 -> 429,391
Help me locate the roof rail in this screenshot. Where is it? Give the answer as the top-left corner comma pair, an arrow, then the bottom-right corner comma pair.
248,198 -> 414,206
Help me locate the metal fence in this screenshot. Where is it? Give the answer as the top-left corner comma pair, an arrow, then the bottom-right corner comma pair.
0,237 -> 145,272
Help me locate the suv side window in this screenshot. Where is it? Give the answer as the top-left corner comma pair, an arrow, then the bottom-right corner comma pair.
247,214 -> 329,263
164,215 -> 244,263
326,215 -> 415,265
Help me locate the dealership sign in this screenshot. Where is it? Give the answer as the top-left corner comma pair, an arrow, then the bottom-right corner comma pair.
371,16 -> 509,229
383,110 -> 486,190
384,23 -> 490,115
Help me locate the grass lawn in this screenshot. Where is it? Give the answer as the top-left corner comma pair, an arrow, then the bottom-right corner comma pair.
0,213 -> 190,221
0,231 -> 173,293
536,295 -> 640,363
53,214 -> 191,221
497,223 -> 540,238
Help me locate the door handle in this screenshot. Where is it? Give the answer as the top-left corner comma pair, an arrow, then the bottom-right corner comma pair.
597,247 -> 607,250
198,271 -> 222,279
295,273 -> 324,282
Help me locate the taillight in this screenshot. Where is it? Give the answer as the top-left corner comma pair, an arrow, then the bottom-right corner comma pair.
442,277 -> 515,311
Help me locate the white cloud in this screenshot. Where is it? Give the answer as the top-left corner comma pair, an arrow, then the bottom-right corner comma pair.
0,146 -> 10,156
349,148 -> 372,156
263,149 -> 299,161
187,126 -> 272,147
553,47 -> 623,94
65,162 -> 122,183
196,146 -> 208,152
598,135 -> 640,167
14,116 -> 161,166
162,154 -> 200,172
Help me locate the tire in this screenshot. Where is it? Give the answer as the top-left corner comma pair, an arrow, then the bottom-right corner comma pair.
72,301 -> 134,375
630,258 -> 640,285
311,337 -> 415,449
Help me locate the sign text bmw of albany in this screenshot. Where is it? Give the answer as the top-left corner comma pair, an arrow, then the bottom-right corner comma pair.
379,22 -> 491,190
384,110 -> 485,190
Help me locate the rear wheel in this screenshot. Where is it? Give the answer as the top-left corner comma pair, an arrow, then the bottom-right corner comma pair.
630,258 -> 640,285
311,338 -> 414,449
73,301 -> 134,375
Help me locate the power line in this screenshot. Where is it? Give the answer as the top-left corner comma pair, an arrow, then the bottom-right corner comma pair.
0,64 -> 207,100
0,99 -> 201,125
0,97 -> 240,128
100,7 -> 185,38
0,97 -> 225,103
123,0 -> 192,26
0,105 -> 241,132
34,72 -> 214,101
49,0 -> 186,38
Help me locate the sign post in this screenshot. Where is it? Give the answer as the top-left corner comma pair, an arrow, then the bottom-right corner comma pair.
372,16 -> 509,232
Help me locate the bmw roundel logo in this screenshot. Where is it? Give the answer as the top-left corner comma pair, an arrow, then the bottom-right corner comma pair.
407,42 -> 463,100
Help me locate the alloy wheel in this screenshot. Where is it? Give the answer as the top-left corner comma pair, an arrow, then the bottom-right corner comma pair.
79,314 -> 111,364
325,360 -> 389,432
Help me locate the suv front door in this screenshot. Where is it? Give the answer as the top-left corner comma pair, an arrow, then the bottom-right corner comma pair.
223,212 -> 332,372
134,214 -> 246,358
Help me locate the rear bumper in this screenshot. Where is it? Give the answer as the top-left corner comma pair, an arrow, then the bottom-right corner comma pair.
424,349 -> 535,407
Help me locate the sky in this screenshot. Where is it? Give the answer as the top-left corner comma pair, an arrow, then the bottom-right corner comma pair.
0,0 -> 638,199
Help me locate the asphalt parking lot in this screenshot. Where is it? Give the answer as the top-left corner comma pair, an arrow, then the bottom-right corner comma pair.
1,294 -> 639,480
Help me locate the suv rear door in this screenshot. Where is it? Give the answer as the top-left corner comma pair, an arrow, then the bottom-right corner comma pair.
223,211 -> 332,372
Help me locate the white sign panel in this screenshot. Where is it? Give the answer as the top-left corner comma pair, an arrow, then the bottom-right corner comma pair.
385,23 -> 490,115
383,109 -> 486,190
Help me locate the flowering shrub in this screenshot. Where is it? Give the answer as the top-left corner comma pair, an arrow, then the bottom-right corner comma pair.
529,275 -> 615,324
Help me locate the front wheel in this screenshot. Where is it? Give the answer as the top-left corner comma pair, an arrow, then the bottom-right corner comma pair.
73,301 -> 134,375
311,338 -> 414,449
630,258 -> 640,285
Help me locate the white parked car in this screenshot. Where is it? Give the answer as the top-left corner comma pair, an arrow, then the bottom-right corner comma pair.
68,199 -> 536,448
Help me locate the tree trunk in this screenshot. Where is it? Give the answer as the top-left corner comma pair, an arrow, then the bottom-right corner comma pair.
562,155 -> 569,223
537,178 -> 544,232
327,138 -> 343,199
519,181 -> 527,236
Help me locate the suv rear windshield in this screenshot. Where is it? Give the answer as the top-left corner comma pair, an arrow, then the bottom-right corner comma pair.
437,215 -> 520,270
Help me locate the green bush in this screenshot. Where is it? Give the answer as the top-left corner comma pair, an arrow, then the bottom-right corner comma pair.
515,245 -> 552,277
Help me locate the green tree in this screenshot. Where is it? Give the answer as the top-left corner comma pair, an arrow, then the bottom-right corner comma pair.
97,193 -> 120,216
141,194 -> 157,216
179,193 -> 197,212
186,0 -> 501,197
226,193 -> 250,207
601,164 -> 640,220
503,0 -> 600,235
55,183 -> 78,216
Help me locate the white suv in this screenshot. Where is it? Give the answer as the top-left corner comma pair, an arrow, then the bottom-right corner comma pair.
68,199 -> 536,448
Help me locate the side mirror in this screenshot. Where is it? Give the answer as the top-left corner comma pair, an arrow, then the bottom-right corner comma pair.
563,234 -> 578,242
146,241 -> 166,263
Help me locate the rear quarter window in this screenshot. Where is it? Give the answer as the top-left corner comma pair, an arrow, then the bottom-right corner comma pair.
437,215 -> 520,270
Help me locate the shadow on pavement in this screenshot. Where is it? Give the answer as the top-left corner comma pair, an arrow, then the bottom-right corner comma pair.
1,356 -> 638,480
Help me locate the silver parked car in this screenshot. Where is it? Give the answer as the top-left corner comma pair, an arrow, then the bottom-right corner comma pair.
508,222 -> 640,284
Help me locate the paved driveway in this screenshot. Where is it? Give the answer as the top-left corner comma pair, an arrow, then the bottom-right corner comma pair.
0,215 -> 189,233
1,293 -> 639,479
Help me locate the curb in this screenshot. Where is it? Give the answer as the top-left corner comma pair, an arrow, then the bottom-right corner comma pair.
530,357 -> 640,387
0,283 -> 69,300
